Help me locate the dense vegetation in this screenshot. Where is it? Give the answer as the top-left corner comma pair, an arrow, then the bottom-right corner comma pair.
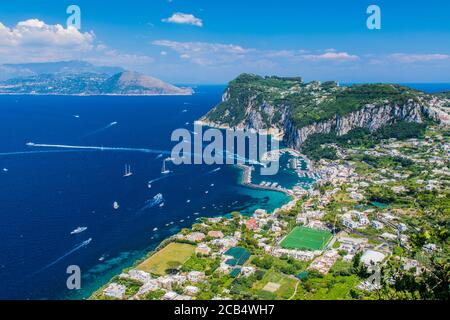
301,122 -> 427,161
204,73 -> 425,129
287,84 -> 421,128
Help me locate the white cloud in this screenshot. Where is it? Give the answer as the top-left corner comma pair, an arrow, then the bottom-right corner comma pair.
152,39 -> 359,67
162,13 -> 203,27
301,52 -> 360,62
0,19 -> 154,69
389,53 -> 449,63
152,40 -> 249,65
0,19 -> 95,63
0,19 -> 94,49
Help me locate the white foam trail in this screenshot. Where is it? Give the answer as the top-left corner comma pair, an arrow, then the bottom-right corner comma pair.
31,238 -> 92,276
28,143 -> 171,156
140,193 -> 164,211
148,174 -> 172,185
204,167 -> 221,175
0,150 -> 94,157
81,122 -> 118,138
27,142 -> 264,165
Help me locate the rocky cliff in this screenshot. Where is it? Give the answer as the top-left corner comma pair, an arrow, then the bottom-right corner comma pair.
201,74 -> 447,149
283,101 -> 426,148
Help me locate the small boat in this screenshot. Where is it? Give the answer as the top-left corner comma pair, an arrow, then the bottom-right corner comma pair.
180,219 -> 184,222
123,164 -> 133,177
153,227 -> 158,232
161,158 -> 170,174
2,168 -> 8,172
205,190 -> 209,194
98,254 -> 107,261
193,212 -> 199,215
186,199 -> 191,203
71,226 -> 87,235
147,182 -> 152,189
159,202 -> 165,208
113,201 -> 120,210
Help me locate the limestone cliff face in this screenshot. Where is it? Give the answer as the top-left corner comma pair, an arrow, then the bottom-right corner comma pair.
283,102 -> 425,149
206,96 -> 426,149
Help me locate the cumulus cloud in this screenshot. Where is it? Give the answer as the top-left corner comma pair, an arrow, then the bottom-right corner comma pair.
0,19 -> 95,63
162,13 -> 203,27
0,19 -> 154,69
389,53 -> 450,63
0,19 -> 94,49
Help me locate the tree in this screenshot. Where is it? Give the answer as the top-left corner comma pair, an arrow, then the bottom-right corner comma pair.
165,261 -> 181,274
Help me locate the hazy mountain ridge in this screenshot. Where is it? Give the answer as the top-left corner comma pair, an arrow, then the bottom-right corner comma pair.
0,61 -> 192,96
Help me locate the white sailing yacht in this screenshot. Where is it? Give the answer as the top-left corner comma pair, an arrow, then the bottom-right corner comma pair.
123,164 -> 133,177
161,158 -> 172,174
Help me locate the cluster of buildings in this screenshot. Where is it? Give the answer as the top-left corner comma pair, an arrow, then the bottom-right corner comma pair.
103,268 -> 206,300
98,129 -> 448,299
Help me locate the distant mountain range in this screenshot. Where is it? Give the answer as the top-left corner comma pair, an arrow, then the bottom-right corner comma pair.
0,61 -> 193,96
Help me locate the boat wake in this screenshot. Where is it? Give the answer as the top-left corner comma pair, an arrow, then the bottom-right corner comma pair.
148,174 -> 171,185
81,122 -> 118,139
204,167 -> 221,175
25,142 -> 265,166
26,142 -> 171,156
30,238 -> 92,276
0,149 -> 95,158
139,193 -> 164,212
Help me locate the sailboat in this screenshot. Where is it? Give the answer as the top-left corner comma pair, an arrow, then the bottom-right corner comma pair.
161,158 -> 171,174
123,164 -> 133,177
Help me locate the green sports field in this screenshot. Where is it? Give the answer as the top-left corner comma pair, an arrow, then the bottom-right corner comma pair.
280,226 -> 332,251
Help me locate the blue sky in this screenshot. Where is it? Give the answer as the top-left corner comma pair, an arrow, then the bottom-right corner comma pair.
0,0 -> 449,83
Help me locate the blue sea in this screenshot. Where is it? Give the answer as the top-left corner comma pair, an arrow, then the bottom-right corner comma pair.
0,86 -> 291,300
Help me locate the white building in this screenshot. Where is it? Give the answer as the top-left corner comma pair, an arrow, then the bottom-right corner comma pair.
103,283 -> 126,299
136,280 -> 159,296
372,220 -> 384,230
361,250 -> 386,266
187,271 -> 205,283
184,285 -> 200,296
